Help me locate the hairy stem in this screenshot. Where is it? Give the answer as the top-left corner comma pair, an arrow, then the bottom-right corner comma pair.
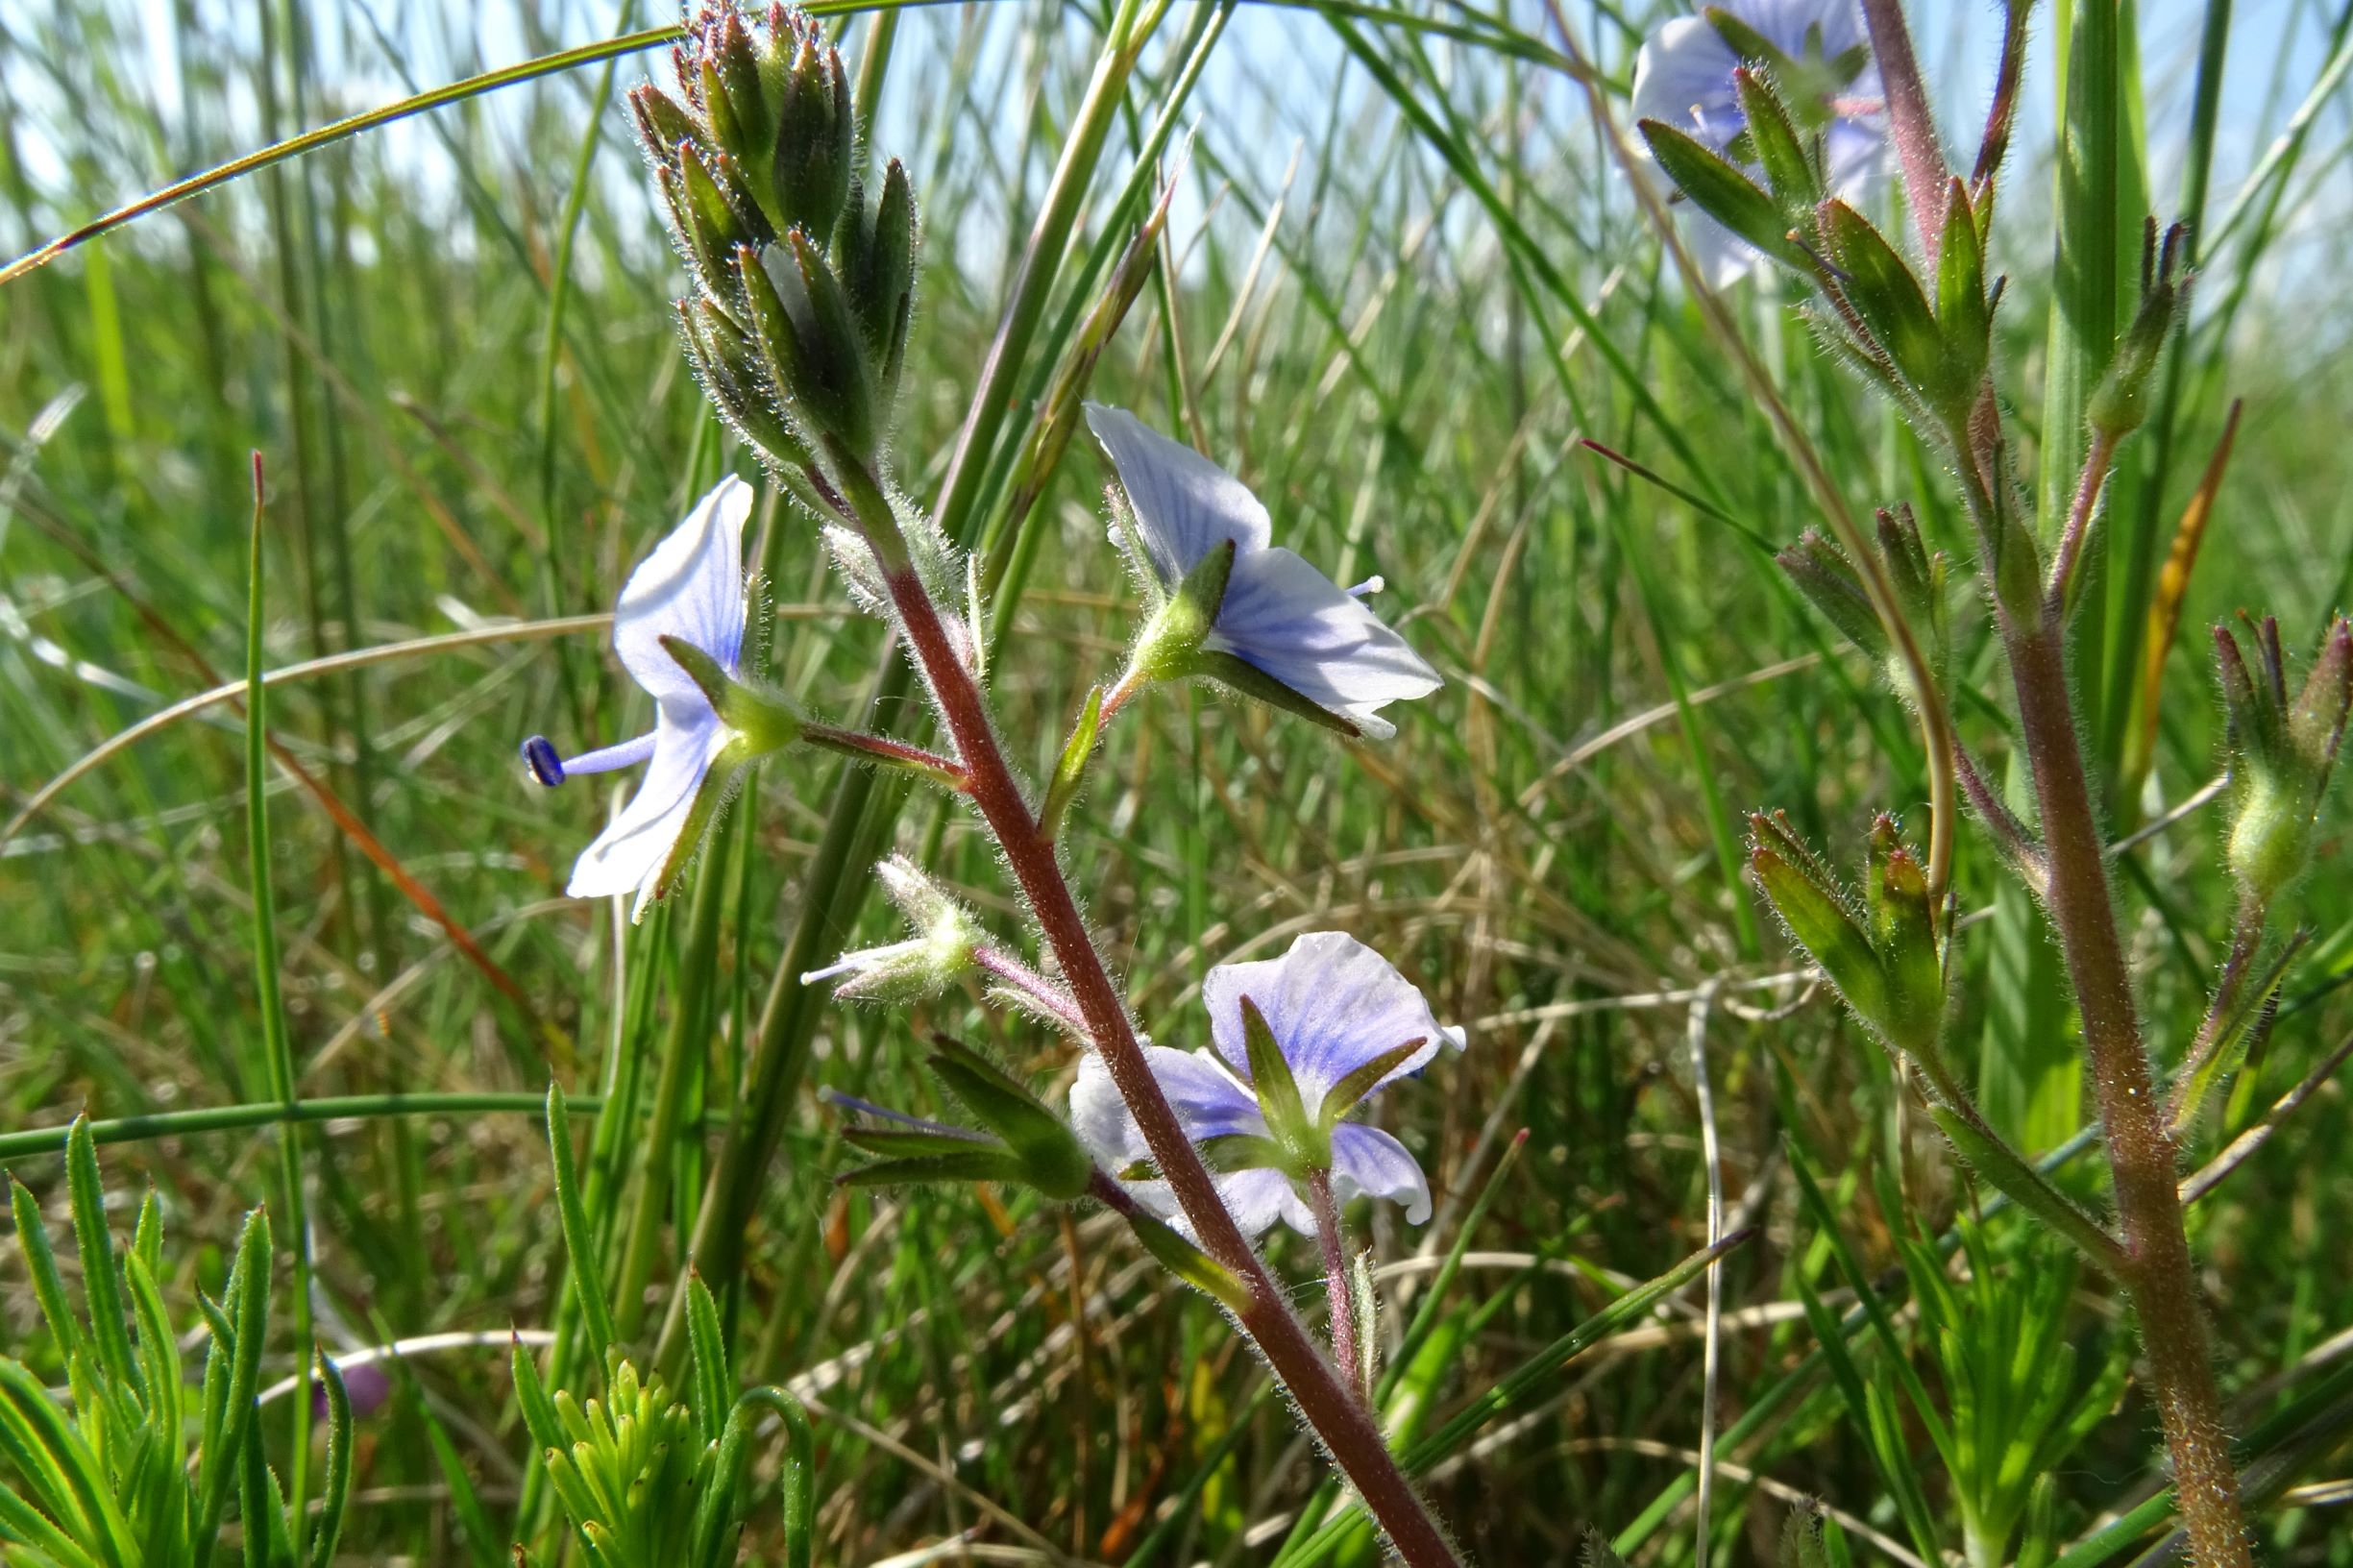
1306,1169 -> 1363,1401
1857,0 -> 1950,263
845,472 -> 1458,1565
2004,614 -> 2249,1566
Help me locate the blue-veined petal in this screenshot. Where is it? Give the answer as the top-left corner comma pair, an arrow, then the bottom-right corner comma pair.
1208,547 -> 1440,741
1202,932 -> 1462,1118
564,708 -> 729,917
1332,1122 -> 1432,1226
612,476 -> 753,713
1084,403 -> 1271,592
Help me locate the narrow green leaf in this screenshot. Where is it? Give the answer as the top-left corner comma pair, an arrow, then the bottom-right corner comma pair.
307,1350 -> 353,1568
545,1083 -> 617,1363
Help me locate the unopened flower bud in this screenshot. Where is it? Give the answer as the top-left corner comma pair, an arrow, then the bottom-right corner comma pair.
835,159 -> 919,404
1865,815 -> 1945,1053
2218,614 -> 2353,903
2089,219 -> 2191,442
1776,529 -> 1885,661
771,18 -> 853,239
748,232 -> 877,463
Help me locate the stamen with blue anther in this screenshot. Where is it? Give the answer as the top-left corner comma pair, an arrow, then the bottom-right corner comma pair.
523,736 -> 566,787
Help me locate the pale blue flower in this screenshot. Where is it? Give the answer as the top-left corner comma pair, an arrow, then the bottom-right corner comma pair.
1071,932 -> 1464,1239
1085,404 -> 1440,740
1633,0 -> 1887,286
523,476 -> 753,919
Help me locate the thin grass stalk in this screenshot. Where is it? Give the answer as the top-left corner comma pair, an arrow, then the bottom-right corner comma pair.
245,454 -> 315,1529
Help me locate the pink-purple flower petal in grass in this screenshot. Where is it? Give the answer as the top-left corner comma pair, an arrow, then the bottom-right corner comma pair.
522,476 -> 754,919
1085,404 -> 1440,739
1632,0 -> 1888,286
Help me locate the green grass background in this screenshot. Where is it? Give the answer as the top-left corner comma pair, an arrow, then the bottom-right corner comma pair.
4,0 -> 2353,1561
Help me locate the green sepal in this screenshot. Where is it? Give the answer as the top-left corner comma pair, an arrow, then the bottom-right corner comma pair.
1316,1037 -> 1429,1139
1125,538 -> 1236,686
836,159 -> 919,397
1195,649 -> 1363,738
658,634 -> 804,757
1933,177 -> 1991,404
841,1125 -> 1000,1161
1750,811 -> 1888,1027
1639,120 -> 1812,275
628,85 -> 708,175
1039,685 -> 1104,843
1238,994 -> 1317,1167
834,1150 -> 1031,1188
1120,1210 -> 1251,1313
926,1038 -> 1093,1201
1731,66 -> 1823,211
674,145 -> 757,297
1820,200 -> 1948,404
1196,1132 -> 1288,1173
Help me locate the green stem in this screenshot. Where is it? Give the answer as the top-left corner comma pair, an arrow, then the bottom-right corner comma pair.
0,1093 -> 611,1161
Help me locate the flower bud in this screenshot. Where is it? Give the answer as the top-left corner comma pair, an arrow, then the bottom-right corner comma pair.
679,298 -> 811,470
2089,220 -> 2191,442
1776,529 -> 1885,661
1865,815 -> 1945,1053
769,17 -> 853,240
801,854 -> 979,1003
835,159 -> 919,404
1776,509 -> 1948,698
2218,615 -> 2353,903
748,232 -> 877,464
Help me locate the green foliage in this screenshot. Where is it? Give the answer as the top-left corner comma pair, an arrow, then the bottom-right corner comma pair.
0,1120 -> 349,1567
